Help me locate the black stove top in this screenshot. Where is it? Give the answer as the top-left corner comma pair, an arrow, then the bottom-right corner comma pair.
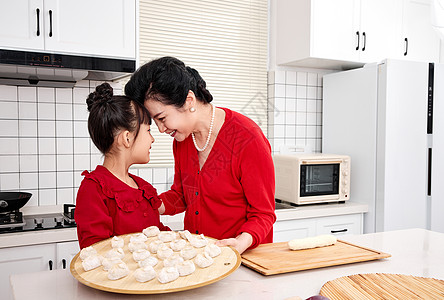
0,204 -> 76,234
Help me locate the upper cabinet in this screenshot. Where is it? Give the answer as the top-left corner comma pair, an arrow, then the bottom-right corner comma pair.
276,0 -> 441,69
0,0 -> 136,59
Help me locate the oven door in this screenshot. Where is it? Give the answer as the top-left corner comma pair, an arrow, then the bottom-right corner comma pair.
300,163 -> 339,197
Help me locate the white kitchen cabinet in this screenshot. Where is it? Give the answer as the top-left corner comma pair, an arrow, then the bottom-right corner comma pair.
276,0 -> 440,69
0,0 -> 136,59
397,0 -> 441,62
0,241 -> 79,300
273,213 -> 363,243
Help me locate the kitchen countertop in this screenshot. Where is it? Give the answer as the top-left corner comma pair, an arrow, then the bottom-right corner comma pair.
10,228 -> 444,300
0,202 -> 368,249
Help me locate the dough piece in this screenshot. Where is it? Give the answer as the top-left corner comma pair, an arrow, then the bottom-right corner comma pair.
82,254 -> 102,271
79,246 -> 97,260
128,241 -> 148,253
158,231 -> 177,242
149,240 -> 164,254
204,243 -> 222,258
102,256 -> 123,271
111,236 -> 124,249
194,252 -> 213,268
177,260 -> 196,277
179,230 -> 193,241
107,262 -> 129,280
157,267 -> 179,284
190,234 -> 208,248
288,234 -> 337,250
138,256 -> 158,268
163,254 -> 184,267
133,265 -> 157,283
180,245 -> 197,260
132,249 -> 151,262
105,247 -> 125,259
170,239 -> 187,252
157,244 -> 174,260
143,226 -> 160,237
130,233 -> 148,243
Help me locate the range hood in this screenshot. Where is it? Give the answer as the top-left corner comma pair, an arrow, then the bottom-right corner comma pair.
0,49 -> 136,88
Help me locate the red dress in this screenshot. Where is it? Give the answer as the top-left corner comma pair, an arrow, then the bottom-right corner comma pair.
75,165 -> 169,249
160,107 -> 276,249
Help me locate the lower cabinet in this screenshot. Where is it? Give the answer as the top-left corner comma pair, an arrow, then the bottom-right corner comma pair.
1,241 -> 79,300
273,213 -> 363,243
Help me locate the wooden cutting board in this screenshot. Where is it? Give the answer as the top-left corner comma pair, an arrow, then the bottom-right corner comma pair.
70,233 -> 241,294
241,240 -> 390,275
319,273 -> 444,299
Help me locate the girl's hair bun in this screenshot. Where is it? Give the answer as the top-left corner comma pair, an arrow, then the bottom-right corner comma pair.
86,82 -> 114,111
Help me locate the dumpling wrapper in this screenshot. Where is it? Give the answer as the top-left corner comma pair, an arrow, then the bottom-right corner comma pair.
111,236 -> 124,249
133,265 -> 157,283
105,247 -> 125,259
79,246 -> 97,261
82,254 -> 102,271
107,262 -> 129,280
149,240 -> 164,254
157,267 -> 179,284
163,254 -> 184,267
157,244 -> 174,260
180,245 -> 197,260
170,239 -> 187,251
189,234 -> 208,248
177,260 -> 196,277
158,231 -> 177,242
143,226 -> 160,237
102,256 -> 123,271
138,256 -> 158,268
132,249 -> 151,262
128,241 -> 148,253
194,252 -> 213,268
130,233 -> 148,243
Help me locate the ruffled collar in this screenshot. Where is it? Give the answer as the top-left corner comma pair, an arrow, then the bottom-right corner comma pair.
81,165 -> 158,212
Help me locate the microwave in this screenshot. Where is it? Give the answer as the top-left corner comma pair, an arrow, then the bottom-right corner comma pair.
273,153 -> 351,205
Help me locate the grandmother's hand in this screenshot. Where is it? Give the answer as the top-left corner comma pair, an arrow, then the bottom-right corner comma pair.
215,232 -> 253,254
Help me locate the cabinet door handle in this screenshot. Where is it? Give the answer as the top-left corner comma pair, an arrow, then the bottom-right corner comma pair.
362,32 -> 366,51
62,259 -> 67,269
49,10 -> 53,37
404,38 -> 408,56
331,229 -> 348,234
355,31 -> 360,50
36,8 -> 40,36
48,260 -> 53,270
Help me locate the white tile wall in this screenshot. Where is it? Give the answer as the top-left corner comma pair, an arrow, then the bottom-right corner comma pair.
0,68 -> 325,207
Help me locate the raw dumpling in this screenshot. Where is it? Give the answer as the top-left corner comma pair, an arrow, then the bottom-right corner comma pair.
133,265 -> 157,283
180,245 -> 197,260
204,243 -> 221,258
143,226 -> 160,237
102,256 -> 123,271
105,247 -> 125,259
82,254 -> 102,271
177,260 -> 196,277
111,236 -> 124,248
179,230 -> 193,241
194,252 -> 213,268
149,240 -> 164,254
157,267 -> 179,284
108,262 -> 129,280
288,234 -> 337,250
158,231 -> 177,242
190,234 -> 208,248
163,254 -> 184,267
170,239 -> 187,251
132,249 -> 151,262
128,241 -> 148,253
79,246 -> 97,260
138,256 -> 158,268
157,244 -> 174,260
130,233 -> 148,243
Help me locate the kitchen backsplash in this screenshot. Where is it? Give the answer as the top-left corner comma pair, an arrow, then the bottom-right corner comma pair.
0,69 -> 323,207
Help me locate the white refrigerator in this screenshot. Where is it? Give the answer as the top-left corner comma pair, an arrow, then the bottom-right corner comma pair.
322,59 -> 444,234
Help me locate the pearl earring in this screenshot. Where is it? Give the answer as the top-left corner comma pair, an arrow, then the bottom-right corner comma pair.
190,107 -> 196,112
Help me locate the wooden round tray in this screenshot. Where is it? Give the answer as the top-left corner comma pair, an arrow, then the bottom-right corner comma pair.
320,273 -> 444,299
70,233 -> 241,294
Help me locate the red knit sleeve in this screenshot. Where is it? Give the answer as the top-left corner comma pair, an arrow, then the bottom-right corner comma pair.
75,178 -> 114,249
235,128 -> 276,249
159,140 -> 187,215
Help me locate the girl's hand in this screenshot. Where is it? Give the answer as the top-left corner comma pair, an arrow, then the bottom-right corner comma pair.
215,232 -> 253,254
158,201 -> 165,214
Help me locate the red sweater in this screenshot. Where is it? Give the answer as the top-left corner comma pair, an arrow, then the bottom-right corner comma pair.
75,165 -> 169,249
160,107 -> 276,249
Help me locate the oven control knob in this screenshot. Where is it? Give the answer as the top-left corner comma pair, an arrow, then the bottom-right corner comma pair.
54,216 -> 63,228
342,170 -> 349,176
342,188 -> 348,194
342,179 -> 348,185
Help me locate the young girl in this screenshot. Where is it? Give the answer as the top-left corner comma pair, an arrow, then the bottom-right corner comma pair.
75,83 -> 169,249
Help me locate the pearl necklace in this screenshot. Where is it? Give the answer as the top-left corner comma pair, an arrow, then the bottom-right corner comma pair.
192,104 -> 215,152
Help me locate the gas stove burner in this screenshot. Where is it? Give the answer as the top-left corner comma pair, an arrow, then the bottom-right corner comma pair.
0,210 -> 25,229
